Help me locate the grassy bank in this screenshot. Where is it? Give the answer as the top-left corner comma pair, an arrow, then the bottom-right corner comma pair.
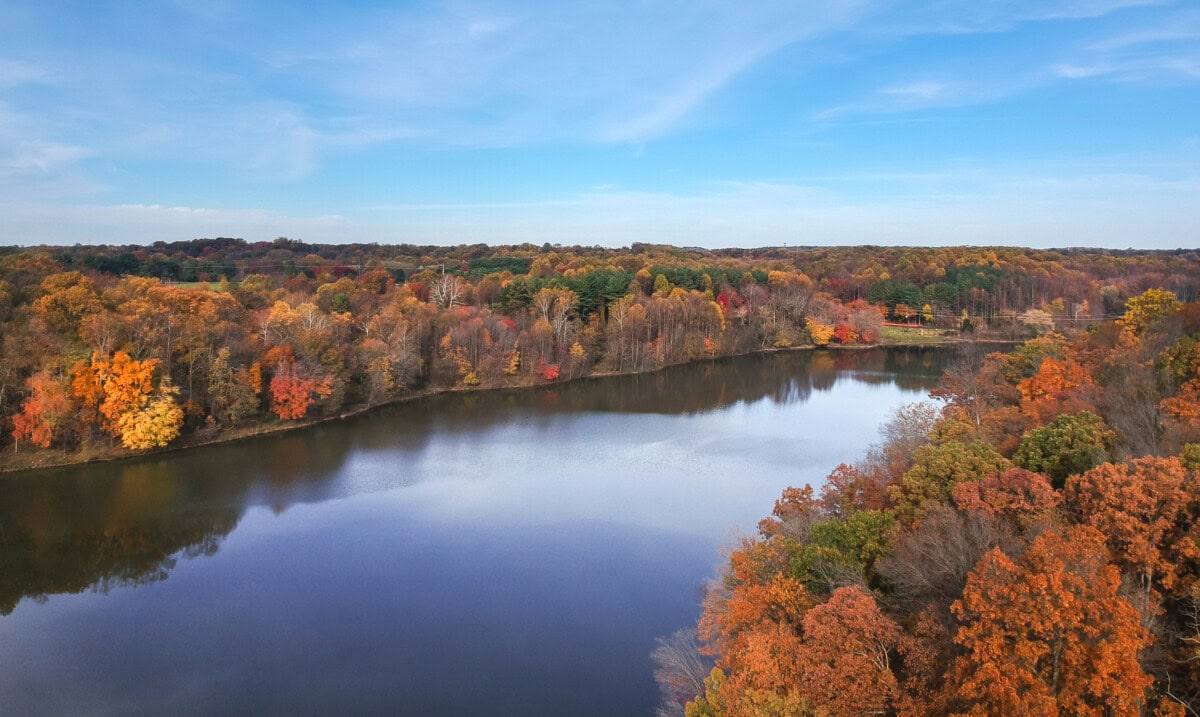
880,325 -> 955,345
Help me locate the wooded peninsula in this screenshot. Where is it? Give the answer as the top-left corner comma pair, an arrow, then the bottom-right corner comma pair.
656,286 -> 1200,716
1,240 -> 1197,473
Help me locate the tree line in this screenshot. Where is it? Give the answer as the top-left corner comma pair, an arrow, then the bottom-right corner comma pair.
654,289 -> 1200,716
1,241 -> 1197,468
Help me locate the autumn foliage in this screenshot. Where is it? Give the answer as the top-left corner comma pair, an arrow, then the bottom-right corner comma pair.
1066,457 -> 1200,603
682,289 -> 1200,717
115,381 -> 184,450
951,467 -> 1061,522
11,371 -> 72,448
948,527 -> 1152,715
269,360 -> 334,420
793,586 -> 903,714
5,242 -> 1198,463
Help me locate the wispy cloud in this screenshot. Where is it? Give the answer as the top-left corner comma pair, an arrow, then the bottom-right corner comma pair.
1054,55 -> 1200,80
1005,0 -> 1166,24
2,140 -> 89,174
814,72 -> 1047,120
592,45 -> 782,143
0,58 -> 54,87
879,81 -> 949,101
815,1 -> 1198,120
871,0 -> 1167,36
1088,23 -> 1200,51
261,1 -> 870,145
0,104 -> 94,201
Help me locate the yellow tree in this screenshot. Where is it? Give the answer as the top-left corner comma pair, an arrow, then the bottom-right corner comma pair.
72,351 -> 159,440
115,380 -> 184,450
1119,288 -> 1180,336
96,352 -> 159,434
31,271 -> 102,337
889,440 -> 1012,524
805,318 -> 834,346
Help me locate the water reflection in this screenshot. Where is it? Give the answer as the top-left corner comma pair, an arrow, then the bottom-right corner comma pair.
0,347 -> 949,715
0,348 -> 945,617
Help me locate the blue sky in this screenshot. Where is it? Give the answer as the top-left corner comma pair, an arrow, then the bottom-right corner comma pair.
0,0 -> 1197,248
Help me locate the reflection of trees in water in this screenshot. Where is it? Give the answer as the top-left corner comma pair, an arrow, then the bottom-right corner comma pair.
364,350 -> 951,448
0,347 -> 951,615
0,417 -> 362,615
0,462 -> 243,615
830,349 -> 949,393
524,347 -> 950,416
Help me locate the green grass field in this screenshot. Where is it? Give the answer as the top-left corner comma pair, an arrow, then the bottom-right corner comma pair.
881,325 -> 952,345
171,281 -> 224,290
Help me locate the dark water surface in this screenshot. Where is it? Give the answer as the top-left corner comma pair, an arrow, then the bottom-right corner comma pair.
0,348 -> 948,716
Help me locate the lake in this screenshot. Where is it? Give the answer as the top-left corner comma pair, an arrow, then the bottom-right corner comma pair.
0,348 -> 948,716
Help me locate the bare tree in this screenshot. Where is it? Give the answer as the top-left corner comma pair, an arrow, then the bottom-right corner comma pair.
933,341 -> 991,428
1102,362 -> 1165,457
1020,308 -> 1056,336
877,505 -> 1019,611
1185,591 -> 1200,665
651,627 -> 711,717
296,302 -> 329,331
548,289 -> 577,344
873,400 -> 940,472
429,274 -> 465,308
532,287 -> 556,322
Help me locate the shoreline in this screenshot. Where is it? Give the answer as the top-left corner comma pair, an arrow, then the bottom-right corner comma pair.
0,334 -> 984,477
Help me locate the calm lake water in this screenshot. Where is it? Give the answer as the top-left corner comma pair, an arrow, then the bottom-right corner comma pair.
0,348 -> 948,716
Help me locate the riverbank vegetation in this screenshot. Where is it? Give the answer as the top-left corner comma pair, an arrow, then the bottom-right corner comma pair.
657,291 -> 1200,716
1,240 -> 1197,470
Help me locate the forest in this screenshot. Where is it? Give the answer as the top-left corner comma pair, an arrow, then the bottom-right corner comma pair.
651,290 -> 1200,716
1,239 -> 1198,470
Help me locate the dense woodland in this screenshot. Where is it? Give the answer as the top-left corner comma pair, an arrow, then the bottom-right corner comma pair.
650,291 -> 1200,716
1,240 -> 1198,469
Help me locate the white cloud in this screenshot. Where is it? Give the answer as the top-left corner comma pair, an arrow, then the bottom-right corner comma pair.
1007,0 -> 1166,23
0,104 -> 97,201
814,1 -> 1197,121
250,1 -> 868,145
823,56 -> 1197,121
592,46 -> 777,143
879,81 -> 948,100
1088,22 -> 1200,51
2,140 -> 90,173
0,58 -> 54,87
814,71 -> 1048,119
1054,54 -> 1200,81
875,0 -> 1167,35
